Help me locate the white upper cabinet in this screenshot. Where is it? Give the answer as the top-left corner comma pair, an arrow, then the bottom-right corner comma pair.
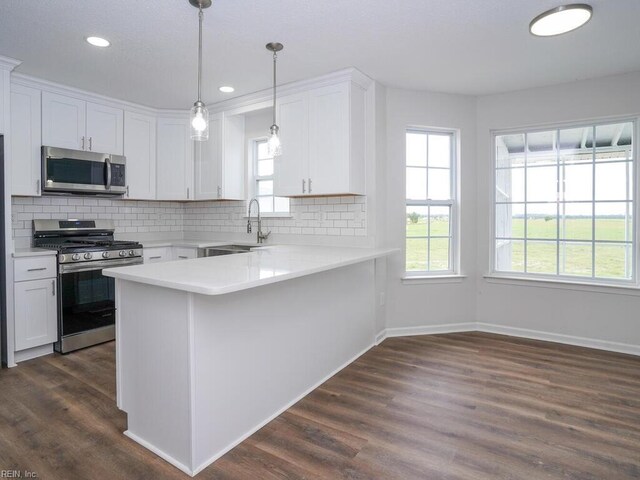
195,112 -> 245,200
156,116 -> 193,200
274,92 -> 308,197
42,91 -> 123,154
274,80 -> 366,197
11,84 -> 42,196
86,102 -> 124,155
124,111 -> 156,200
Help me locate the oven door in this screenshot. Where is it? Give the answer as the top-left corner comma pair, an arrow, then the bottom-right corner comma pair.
42,146 -> 126,195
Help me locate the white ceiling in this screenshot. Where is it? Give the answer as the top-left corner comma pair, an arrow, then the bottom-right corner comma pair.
0,0 -> 639,109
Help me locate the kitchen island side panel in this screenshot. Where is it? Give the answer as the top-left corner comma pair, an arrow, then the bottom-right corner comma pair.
191,261 -> 376,471
116,280 -> 194,474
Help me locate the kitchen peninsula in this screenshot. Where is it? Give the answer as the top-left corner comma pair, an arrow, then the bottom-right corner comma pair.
105,244 -> 394,476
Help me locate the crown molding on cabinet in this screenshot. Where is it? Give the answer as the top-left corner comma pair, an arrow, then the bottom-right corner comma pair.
0,55 -> 21,72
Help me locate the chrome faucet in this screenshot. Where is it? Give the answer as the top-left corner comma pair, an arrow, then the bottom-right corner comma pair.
247,198 -> 271,244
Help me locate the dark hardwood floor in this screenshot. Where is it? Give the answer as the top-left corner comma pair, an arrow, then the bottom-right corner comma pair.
1,332 -> 640,479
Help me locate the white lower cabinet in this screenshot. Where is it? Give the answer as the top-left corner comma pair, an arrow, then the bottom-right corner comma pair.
143,247 -> 172,264
173,247 -> 198,260
14,257 -> 58,352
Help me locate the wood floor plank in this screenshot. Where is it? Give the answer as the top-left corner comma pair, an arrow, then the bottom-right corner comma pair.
1,332 -> 639,479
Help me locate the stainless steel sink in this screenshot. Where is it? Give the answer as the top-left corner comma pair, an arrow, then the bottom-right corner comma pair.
197,245 -> 256,257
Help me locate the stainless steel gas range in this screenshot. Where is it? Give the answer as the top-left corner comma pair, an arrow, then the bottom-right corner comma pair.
33,219 -> 143,353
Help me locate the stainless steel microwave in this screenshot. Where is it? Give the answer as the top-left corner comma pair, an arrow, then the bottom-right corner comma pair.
41,146 -> 126,195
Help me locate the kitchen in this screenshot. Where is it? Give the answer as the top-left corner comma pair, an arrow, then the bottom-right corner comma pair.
1,1 -> 640,479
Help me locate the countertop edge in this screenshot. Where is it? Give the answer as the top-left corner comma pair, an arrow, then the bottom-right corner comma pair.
13,248 -> 58,258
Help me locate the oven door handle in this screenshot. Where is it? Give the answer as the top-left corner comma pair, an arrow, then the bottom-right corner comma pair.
87,307 -> 115,315
105,157 -> 112,190
59,258 -> 143,274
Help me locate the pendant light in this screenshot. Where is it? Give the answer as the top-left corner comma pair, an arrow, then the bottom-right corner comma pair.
266,42 -> 284,157
189,0 -> 211,141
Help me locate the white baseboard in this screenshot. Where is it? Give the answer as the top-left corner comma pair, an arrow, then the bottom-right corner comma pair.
14,344 -> 53,364
375,329 -> 387,345
379,322 -> 640,357
476,323 -> 640,357
124,430 -> 193,476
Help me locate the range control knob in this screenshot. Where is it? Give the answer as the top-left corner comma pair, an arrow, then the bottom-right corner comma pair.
71,253 -> 81,261
84,253 -> 93,260
102,251 -> 110,259
129,250 -> 135,256
119,250 -> 127,257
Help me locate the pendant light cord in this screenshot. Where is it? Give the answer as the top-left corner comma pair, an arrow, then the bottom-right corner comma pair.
197,6 -> 203,102
272,51 -> 277,125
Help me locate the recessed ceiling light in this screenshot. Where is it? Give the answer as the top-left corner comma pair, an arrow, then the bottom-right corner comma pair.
530,4 -> 592,36
86,36 -> 111,48
219,86 -> 235,93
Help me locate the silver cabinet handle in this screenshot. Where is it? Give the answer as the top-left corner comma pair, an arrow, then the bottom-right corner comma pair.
89,137 -> 93,151
27,267 -> 47,272
187,187 -> 190,199
178,256 -> 188,259
126,185 -> 130,197
36,179 -> 40,195
149,256 -> 162,260
302,179 -> 306,194
217,186 -> 221,198
81,136 -> 85,150
51,279 -> 56,296
105,158 -> 112,190
308,178 -> 312,193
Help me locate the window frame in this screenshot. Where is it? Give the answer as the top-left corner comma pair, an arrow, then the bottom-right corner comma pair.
248,137 -> 290,217
490,117 -> 639,287
404,127 -> 459,277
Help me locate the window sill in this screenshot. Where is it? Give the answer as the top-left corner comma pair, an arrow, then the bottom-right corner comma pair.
483,274 -> 640,296
402,274 -> 467,285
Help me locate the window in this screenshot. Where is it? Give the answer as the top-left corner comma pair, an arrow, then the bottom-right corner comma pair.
405,129 -> 456,274
251,139 -> 289,214
494,120 -> 636,283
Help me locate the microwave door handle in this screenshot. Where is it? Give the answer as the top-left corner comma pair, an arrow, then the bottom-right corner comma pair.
105,158 -> 112,190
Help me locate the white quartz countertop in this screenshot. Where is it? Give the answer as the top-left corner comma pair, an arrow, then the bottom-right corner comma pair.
104,245 -> 396,295
13,247 -> 58,258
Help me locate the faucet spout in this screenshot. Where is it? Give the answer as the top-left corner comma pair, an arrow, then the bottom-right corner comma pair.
247,198 -> 270,244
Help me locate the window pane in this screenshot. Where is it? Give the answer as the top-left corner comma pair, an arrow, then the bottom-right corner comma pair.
496,168 -> 524,202
526,203 -> 557,239
527,166 -> 557,202
496,239 -> 524,272
559,242 -> 592,277
562,163 -> 592,201
428,168 -> 450,200
595,162 -> 632,201
406,167 -> 427,200
258,159 -> 274,176
429,238 -> 450,271
496,203 -> 524,239
595,202 -> 632,242
560,202 -> 592,241
274,197 -> 289,213
428,134 -> 450,168
559,127 -> 592,164
429,206 -> 450,237
257,196 -> 273,213
406,238 -> 427,271
406,206 -> 428,237
595,243 -> 632,279
526,241 -> 557,274
527,130 -> 557,166
496,134 -> 525,168
257,141 -> 270,160
406,133 -> 427,167
258,180 -> 273,195
595,122 -> 633,162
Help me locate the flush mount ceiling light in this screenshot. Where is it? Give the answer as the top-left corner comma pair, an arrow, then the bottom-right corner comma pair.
85,36 -> 111,47
189,0 -> 212,141
219,86 -> 235,93
530,4 -> 593,36
266,42 -> 284,157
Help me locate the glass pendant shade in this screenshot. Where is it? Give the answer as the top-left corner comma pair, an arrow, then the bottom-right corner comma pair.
190,101 -> 209,141
267,124 -> 282,157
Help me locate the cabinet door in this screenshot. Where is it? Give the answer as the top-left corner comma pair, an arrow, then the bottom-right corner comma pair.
156,117 -> 194,200
41,91 -> 86,150
86,102 -> 124,155
124,111 -> 156,199
274,93 -> 308,197
308,83 -> 350,195
194,113 -> 222,200
14,278 -> 57,351
221,114 -> 245,200
11,84 -> 42,196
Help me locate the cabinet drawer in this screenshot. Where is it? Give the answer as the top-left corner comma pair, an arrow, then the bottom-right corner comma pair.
143,247 -> 172,264
173,247 -> 197,260
14,256 -> 57,282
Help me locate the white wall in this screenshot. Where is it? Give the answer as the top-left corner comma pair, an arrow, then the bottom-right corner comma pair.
384,88 -> 477,331
475,71 -> 640,348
